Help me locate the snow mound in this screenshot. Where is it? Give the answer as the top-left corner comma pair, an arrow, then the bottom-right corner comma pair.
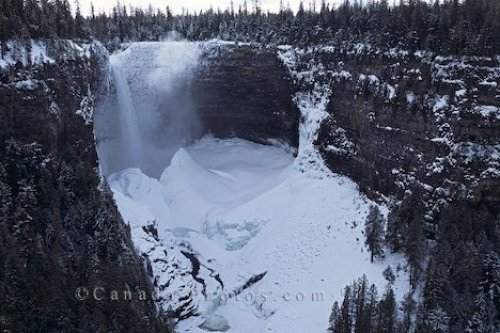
199,315 -> 231,332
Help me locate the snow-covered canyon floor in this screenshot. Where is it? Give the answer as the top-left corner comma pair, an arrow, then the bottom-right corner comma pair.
108,136 -> 408,333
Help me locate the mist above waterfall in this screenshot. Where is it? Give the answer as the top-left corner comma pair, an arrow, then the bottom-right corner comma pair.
148,41 -> 201,93
147,41 -> 202,172
96,41 -> 202,177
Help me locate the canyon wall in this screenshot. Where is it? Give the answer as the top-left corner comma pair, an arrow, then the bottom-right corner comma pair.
193,44 -> 300,149
0,40 -> 170,333
185,43 -> 499,213
307,47 -> 500,211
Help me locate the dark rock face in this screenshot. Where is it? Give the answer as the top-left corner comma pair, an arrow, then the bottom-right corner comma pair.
314,49 -> 500,209
193,45 -> 299,148
0,42 -> 170,333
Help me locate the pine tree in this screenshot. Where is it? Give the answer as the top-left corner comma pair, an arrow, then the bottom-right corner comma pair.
328,301 -> 340,332
387,189 -> 425,253
365,205 -> 385,263
482,252 -> 500,313
402,292 -> 416,333
377,287 -> 397,333
0,0 -> 13,58
335,285 -> 352,333
74,1 -> 88,39
365,284 -> 378,333
425,307 -> 450,333
405,215 -> 425,286
354,275 -> 368,333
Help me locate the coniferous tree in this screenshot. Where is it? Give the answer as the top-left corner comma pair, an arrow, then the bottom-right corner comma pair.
402,292 -> 417,333
365,205 -> 385,263
0,0 -> 15,57
328,301 -> 340,333
354,275 -> 368,333
405,215 -> 425,286
387,188 -> 425,253
377,287 -> 397,333
0,0 -> 499,55
74,1 -> 89,39
330,278 -> 399,333
334,285 -> 352,333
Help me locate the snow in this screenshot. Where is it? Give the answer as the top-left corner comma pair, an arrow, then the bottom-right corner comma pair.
433,95 -> 449,112
385,83 -> 396,100
368,74 -> 379,83
103,41 -> 409,333
455,89 -> 467,98
76,93 -> 94,125
14,79 -> 38,90
472,105 -> 500,119
387,48 -> 409,58
0,40 -> 55,69
110,137 -> 408,333
277,45 -> 351,176
205,39 -> 253,48
49,101 -> 61,116
406,91 -> 416,103
3,39 -> 101,126
199,314 -> 231,332
479,80 -> 498,88
442,78 -> 464,85
453,142 -> 500,163
359,74 -> 379,85
0,39 -> 93,69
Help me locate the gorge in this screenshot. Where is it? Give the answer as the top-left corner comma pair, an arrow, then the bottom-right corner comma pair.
94,41 -> 409,332
2,1 -> 500,332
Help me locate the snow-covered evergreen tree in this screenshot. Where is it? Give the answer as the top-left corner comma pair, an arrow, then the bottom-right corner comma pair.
364,205 -> 385,263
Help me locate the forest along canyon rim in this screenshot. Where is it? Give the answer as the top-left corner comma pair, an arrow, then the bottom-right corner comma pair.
3,1 -> 499,333
95,40 -> 409,333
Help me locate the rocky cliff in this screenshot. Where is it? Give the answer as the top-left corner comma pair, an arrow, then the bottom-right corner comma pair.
193,43 -> 300,149
298,46 -> 500,213
0,40 -> 170,333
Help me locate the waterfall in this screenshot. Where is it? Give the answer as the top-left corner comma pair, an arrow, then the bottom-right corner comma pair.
147,41 -> 202,153
110,61 -> 142,169
95,41 -> 203,177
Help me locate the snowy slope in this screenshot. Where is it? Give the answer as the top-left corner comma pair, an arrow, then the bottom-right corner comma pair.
105,41 -> 409,333
0,40 -> 54,68
110,137 -> 408,332
0,39 -> 97,69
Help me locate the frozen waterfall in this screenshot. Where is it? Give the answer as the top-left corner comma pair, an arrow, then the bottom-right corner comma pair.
96,41 -> 202,177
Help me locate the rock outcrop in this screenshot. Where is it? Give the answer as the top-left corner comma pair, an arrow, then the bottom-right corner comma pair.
193,43 -> 300,149
306,46 -> 500,211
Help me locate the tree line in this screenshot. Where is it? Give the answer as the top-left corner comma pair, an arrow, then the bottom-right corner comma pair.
354,190 -> 500,333
1,0 -> 500,56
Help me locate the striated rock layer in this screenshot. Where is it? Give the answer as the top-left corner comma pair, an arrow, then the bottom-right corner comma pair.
193,43 -> 300,149
302,47 -> 500,211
